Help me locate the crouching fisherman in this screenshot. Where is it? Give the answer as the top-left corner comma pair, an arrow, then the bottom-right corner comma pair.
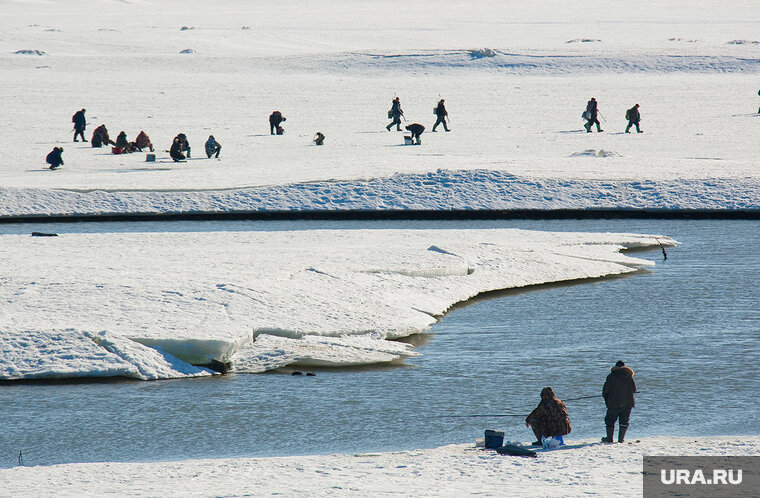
405,123 -> 425,144
205,135 -> 221,158
46,147 -> 64,170
91,124 -> 115,147
135,131 -> 154,152
170,136 -> 186,162
525,387 -> 571,446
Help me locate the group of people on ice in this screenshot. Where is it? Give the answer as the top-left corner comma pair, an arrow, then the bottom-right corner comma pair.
49,96 -> 647,169
583,98 -> 643,134
523,360 -> 637,446
385,97 -> 450,145
48,108 -> 226,169
169,133 -> 222,162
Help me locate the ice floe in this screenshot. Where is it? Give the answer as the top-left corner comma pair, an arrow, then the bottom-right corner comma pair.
0,228 -> 675,380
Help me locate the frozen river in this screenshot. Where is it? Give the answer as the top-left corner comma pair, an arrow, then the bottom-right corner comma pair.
0,218 -> 757,468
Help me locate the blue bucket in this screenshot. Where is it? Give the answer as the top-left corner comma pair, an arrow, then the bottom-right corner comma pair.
484,430 -> 504,449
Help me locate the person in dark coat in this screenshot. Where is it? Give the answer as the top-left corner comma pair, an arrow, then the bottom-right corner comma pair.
583,98 -> 603,133
91,125 -> 115,147
46,147 -> 64,170
313,131 -> 325,145
525,387 -> 571,446
115,131 -> 131,153
432,99 -> 450,132
602,360 -> 637,443
269,111 -> 286,135
386,97 -> 404,131
134,131 -> 153,152
170,137 -> 186,162
72,109 -> 87,142
205,135 -> 221,158
405,123 -> 425,144
625,104 -> 642,133
173,133 -> 191,158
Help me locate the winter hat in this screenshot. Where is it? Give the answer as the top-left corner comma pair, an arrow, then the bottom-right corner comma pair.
615,360 -> 625,367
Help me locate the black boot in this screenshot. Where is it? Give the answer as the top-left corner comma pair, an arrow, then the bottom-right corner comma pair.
618,425 -> 628,443
601,425 -> 615,443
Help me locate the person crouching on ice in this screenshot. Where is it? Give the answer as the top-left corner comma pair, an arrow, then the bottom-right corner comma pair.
205,135 -> 221,158
170,137 -> 186,162
135,131 -> 154,152
405,123 -> 425,144
46,147 -> 64,170
525,387 -> 571,446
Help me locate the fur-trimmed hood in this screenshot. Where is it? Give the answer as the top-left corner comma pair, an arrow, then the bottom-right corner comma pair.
610,366 -> 634,378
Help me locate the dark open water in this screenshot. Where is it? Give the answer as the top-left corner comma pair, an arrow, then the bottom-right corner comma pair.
0,219 -> 757,468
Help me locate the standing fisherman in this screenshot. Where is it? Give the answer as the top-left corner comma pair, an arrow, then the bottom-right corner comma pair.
432,99 -> 450,132
72,109 -> 87,142
386,97 -> 404,131
602,360 -> 637,443
583,98 -> 603,133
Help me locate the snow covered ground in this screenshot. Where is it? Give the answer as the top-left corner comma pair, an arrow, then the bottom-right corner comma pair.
0,227 -> 675,379
0,0 -> 756,491
2,436 -> 757,497
0,0 -> 758,216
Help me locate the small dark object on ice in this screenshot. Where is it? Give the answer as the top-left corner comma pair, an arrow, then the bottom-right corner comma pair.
306,372 -> 316,376
496,444 -> 537,457
31,232 -> 58,237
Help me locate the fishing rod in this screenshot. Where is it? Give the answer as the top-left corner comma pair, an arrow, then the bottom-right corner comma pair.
433,413 -> 526,418
654,237 -> 668,260
435,393 -> 628,419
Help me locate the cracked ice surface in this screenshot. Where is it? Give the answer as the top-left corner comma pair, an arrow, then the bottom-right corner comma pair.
0,228 -> 675,380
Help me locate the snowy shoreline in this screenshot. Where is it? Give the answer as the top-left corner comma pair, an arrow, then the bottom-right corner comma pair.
2,436 -> 757,496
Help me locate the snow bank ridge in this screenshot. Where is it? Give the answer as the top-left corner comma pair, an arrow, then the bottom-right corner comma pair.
3,169 -> 757,215
289,50 -> 760,74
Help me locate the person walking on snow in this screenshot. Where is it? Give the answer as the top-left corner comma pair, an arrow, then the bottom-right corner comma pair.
386,97 -> 404,131
432,99 -> 450,132
46,147 -> 64,170
525,387 -> 571,446
72,109 -> 87,142
625,104 -> 642,133
602,360 -> 637,443
205,135 -> 221,158
583,98 -> 603,133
